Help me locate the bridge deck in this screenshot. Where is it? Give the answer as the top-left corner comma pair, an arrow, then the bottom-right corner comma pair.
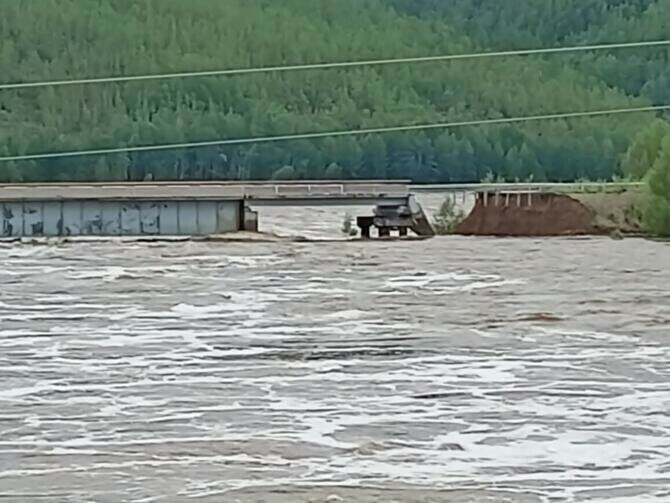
0,181 -> 411,205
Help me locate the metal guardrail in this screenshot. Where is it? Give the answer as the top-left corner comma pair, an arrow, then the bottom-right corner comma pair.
0,181 -> 411,202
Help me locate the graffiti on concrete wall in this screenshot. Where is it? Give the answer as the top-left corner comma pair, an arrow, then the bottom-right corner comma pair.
0,200 -> 241,238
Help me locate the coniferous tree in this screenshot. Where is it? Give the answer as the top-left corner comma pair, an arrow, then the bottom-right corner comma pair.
0,0 -> 668,182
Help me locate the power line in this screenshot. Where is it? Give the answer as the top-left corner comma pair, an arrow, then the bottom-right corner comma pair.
2,39 -> 670,91
1,104 -> 668,163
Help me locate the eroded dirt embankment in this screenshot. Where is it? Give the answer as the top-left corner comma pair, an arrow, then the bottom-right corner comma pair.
455,192 -> 643,237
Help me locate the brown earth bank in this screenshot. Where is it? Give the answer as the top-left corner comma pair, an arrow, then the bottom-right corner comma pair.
455,191 -> 644,237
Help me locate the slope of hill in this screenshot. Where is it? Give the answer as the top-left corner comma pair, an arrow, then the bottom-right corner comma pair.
0,0 -> 665,182
387,0 -> 670,101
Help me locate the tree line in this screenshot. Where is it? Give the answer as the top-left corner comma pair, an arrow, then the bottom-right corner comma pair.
0,0 -> 669,183
622,119 -> 670,235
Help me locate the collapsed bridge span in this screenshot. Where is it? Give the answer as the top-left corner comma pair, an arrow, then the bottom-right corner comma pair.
0,181 -> 434,239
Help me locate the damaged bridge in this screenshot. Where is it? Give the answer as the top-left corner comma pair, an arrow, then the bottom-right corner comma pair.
0,181 -> 434,239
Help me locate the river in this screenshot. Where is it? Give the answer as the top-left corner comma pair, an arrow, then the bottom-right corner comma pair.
1,200 -> 669,502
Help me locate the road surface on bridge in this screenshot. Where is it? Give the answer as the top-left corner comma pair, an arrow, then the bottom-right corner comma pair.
0,180 -> 411,206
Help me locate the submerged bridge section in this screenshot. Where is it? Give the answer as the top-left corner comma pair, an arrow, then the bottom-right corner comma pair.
0,181 -> 424,238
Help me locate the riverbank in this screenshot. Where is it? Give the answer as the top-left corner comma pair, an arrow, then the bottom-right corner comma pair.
455,191 -> 644,237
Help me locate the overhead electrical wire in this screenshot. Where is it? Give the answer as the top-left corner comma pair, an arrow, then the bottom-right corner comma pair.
1,104 -> 668,162
3,39 -> 669,162
1,39 -> 670,90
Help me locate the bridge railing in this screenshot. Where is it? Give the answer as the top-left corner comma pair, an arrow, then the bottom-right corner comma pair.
245,181 -> 410,198
0,180 -> 412,202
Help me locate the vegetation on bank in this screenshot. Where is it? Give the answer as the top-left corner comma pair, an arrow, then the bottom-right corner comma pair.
432,197 -> 466,235
1,0 -> 670,183
621,120 -> 670,236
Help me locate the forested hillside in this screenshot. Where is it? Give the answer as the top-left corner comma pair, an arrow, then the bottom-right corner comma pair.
0,0 -> 668,182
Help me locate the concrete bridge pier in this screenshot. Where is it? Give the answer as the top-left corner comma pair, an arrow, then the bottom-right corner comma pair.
243,206 -> 259,232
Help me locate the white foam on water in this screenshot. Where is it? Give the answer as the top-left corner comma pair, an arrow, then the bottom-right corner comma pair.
0,302 -> 38,311
459,279 -> 526,291
321,309 -> 371,320
1,239 -> 669,502
383,271 -> 527,296
0,383 -> 50,400
171,303 -> 238,317
577,495 -> 665,503
66,266 -> 138,281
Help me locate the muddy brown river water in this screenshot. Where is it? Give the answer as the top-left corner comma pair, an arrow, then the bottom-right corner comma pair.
1,201 -> 669,502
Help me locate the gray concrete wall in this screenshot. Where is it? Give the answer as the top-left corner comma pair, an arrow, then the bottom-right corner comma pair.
0,200 -> 242,238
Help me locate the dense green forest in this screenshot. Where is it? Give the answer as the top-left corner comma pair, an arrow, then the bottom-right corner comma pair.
1,0 -> 669,183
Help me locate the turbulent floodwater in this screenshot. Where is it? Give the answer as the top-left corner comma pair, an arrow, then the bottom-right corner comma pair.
1,201 -> 670,503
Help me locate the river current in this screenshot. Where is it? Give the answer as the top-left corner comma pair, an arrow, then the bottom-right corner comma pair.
1,200 -> 669,502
